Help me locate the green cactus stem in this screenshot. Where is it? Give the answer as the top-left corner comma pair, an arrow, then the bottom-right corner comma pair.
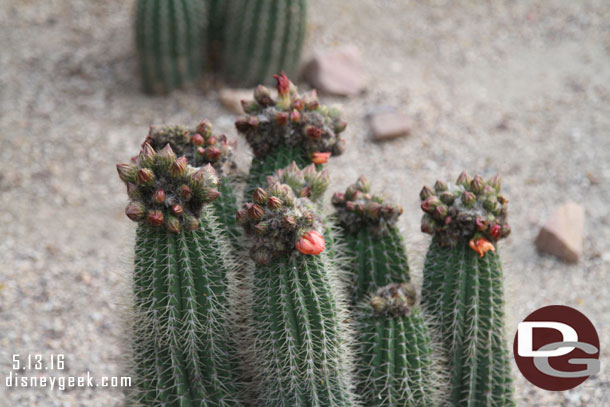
117,143 -> 243,406
332,176 -> 408,304
221,0 -> 308,87
206,0 -> 229,70
236,179 -> 358,407
235,73 -> 347,196
144,121 -> 242,247
356,283 -> 446,407
134,0 -> 206,94
420,172 -> 515,407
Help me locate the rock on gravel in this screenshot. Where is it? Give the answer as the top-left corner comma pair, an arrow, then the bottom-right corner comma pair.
369,111 -> 411,141
535,202 -> 585,263
302,45 -> 365,96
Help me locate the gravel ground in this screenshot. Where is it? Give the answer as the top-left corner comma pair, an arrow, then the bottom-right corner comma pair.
1,0 -> 609,406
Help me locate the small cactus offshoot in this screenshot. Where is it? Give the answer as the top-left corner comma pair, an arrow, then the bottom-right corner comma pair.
267,160 -> 330,202
420,172 -> 515,407
356,282 -> 446,407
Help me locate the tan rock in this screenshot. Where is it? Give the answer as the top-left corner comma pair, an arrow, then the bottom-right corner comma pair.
369,111 -> 411,141
218,88 -> 252,115
302,45 -> 365,96
535,202 -> 585,263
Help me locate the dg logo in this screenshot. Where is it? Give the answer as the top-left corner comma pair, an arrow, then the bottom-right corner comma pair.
513,305 -> 600,391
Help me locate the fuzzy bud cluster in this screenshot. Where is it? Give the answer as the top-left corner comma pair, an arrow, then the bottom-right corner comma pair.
332,176 -> 403,236
369,282 -> 417,318
143,121 -> 235,174
237,180 -> 325,265
419,171 -> 510,247
266,161 -> 330,203
117,143 -> 220,233
235,72 -> 347,161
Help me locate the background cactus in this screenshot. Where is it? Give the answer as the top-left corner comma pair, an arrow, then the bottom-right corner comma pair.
356,283 -> 446,407
235,73 -> 347,196
420,172 -> 515,407
221,0 -> 308,87
206,0 -> 229,70
332,176 -> 408,304
144,120 -> 242,247
236,178 -> 358,407
134,0 -> 206,94
117,143 -> 242,406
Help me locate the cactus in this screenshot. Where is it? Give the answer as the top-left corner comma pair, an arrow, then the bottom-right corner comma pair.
206,0 -> 229,70
332,176 -> 407,304
117,143 -> 243,406
221,0 -> 308,87
420,172 -> 515,407
144,121 -> 242,247
235,73 -> 347,196
236,178 -> 358,407
356,283 -> 446,407
134,0 -> 206,94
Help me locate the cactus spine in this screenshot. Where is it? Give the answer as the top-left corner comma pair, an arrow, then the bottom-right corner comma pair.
235,73 -> 347,196
236,178 -> 358,407
331,176 -> 408,304
144,121 -> 242,247
134,0 -> 206,94
420,172 -> 515,407
222,0 -> 308,87
117,143 -> 242,406
357,283 -> 446,407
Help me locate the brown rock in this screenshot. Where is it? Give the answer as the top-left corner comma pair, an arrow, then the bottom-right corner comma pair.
535,202 -> 585,263
369,111 -> 411,141
219,88 -> 252,115
302,45 -> 365,96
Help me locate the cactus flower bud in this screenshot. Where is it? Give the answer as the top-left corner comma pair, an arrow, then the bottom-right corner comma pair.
147,210 -> 164,227
169,156 -> 188,177
204,147 -> 221,161
488,174 -> 502,192
253,187 -> 268,204
433,204 -> 448,220
236,209 -> 248,224
253,222 -> 268,235
248,204 -> 264,221
296,230 -> 325,255
370,296 -> 386,313
191,133 -> 205,146
501,224 -> 511,237
331,192 -> 346,205
421,214 -> 436,234
275,112 -> 289,125
196,119 -> 213,137
267,196 -> 282,210
461,191 -> 476,207
489,224 -> 502,240
125,201 -> 146,221
456,171 -> 471,187
283,215 -> 296,229
470,175 -> 486,194
419,185 -> 434,201
203,188 -> 220,202
207,135 -> 217,145
157,144 -> 176,168
179,185 -> 192,201
434,180 -> 448,192
139,143 -> 156,166
291,99 -> 304,111
469,237 -> 496,258
153,189 -> 166,204
170,204 -> 183,216
334,120 -> 347,133
483,196 -> 498,211
254,85 -> 273,106
235,117 -> 250,132
311,152 -> 331,164
136,168 -> 154,185
166,216 -> 181,234
475,217 -> 488,231
305,126 -> 323,140
274,72 -> 291,97
117,163 -> 137,183
421,196 -> 441,213
241,99 -> 260,114
183,215 -> 199,231
289,110 -> 301,122
440,191 -> 456,205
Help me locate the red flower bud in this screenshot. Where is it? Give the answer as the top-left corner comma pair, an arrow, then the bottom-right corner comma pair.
207,135 -> 217,145
311,152 -> 331,164
171,204 -> 183,215
275,112 -> 289,126
274,72 -> 291,97
289,110 -> 301,122
305,126 -> 323,140
153,189 -> 166,204
204,147 -> 221,161
475,217 -> 488,231
192,133 -> 205,146
147,210 -> 164,227
253,187 -> 268,204
196,119 -> 212,137
489,223 -> 502,240
419,186 -> 434,201
116,163 -> 137,184
267,196 -> 282,210
169,156 -> 188,177
291,99 -> 304,111
125,201 -> 146,221
296,230 -> 325,255
331,192 -> 346,205
204,188 -> 220,202
248,204 -> 264,221
470,175 -> 486,194
136,168 -> 154,185
179,185 -> 192,201
236,209 -> 248,224
420,196 -> 441,213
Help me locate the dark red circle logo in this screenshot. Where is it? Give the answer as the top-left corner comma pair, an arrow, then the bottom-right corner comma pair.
513,305 -> 600,391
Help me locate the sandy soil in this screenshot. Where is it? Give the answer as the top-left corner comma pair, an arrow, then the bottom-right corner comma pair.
1,0 -> 609,405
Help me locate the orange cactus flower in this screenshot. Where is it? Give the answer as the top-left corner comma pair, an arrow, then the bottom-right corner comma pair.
296,230 -> 325,255
311,152 -> 331,165
469,237 -> 496,258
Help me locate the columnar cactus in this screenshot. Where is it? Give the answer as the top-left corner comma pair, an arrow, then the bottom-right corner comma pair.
117,143 -> 243,406
206,0 -> 228,70
236,179 -> 358,407
332,176 -> 408,304
235,73 -> 347,196
221,1 -> 308,87
144,121 -> 241,246
420,172 -> 515,407
134,0 -> 206,94
356,283 -> 446,407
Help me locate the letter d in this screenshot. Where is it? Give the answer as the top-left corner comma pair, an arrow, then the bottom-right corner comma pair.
518,321 -> 577,357
5,371 -> 13,387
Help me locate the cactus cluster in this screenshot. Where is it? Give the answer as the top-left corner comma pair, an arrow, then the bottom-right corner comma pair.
116,73 -> 516,407
222,0 -> 308,87
421,172 -> 515,407
134,0 -> 206,94
117,144 -> 242,406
